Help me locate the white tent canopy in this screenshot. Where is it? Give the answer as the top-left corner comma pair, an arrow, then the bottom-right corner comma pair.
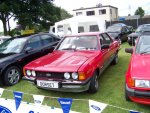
54,16 -> 106,36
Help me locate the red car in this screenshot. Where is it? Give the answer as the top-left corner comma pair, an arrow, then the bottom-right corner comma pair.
23,32 -> 120,93
125,32 -> 150,104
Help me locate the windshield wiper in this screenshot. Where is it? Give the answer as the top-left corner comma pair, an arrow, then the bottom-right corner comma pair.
60,48 -> 76,50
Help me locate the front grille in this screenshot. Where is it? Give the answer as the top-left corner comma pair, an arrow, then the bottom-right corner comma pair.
36,71 -> 64,79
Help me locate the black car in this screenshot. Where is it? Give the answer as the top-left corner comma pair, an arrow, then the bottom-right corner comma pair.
128,24 -> 150,46
0,33 -> 60,86
106,25 -> 131,44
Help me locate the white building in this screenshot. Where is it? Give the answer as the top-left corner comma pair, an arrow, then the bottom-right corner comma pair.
73,5 -> 118,21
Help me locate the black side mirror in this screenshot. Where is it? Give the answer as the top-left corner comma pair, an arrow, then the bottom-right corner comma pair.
125,48 -> 133,54
101,44 -> 109,49
25,47 -> 33,53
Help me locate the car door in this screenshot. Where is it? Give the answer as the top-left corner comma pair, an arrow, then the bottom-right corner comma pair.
40,34 -> 60,55
121,26 -> 128,41
20,35 -> 43,67
101,33 -> 115,68
98,34 -> 110,73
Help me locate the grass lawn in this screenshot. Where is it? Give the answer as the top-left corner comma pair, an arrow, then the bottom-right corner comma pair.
1,43 -> 150,113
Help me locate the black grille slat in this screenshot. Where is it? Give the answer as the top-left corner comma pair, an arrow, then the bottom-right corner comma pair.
36,72 -> 64,79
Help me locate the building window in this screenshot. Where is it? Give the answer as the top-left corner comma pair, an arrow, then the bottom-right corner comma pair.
89,25 -> 99,32
99,9 -> 106,15
78,26 -> 84,33
110,9 -> 112,14
76,12 -> 82,16
86,11 -> 95,16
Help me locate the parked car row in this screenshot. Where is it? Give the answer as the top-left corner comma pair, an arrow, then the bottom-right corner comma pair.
107,23 -> 150,46
127,24 -> 150,46
0,24 -> 150,105
106,25 -> 131,43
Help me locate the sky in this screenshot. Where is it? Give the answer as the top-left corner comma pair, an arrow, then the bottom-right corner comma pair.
1,0 -> 150,32
54,0 -> 150,16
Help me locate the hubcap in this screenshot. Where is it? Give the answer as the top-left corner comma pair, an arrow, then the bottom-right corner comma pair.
8,69 -> 20,84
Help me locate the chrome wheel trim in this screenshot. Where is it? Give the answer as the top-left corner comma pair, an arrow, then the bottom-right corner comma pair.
8,69 -> 20,84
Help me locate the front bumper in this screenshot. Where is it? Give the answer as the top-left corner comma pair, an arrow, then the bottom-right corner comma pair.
126,84 -> 150,104
23,76 -> 91,92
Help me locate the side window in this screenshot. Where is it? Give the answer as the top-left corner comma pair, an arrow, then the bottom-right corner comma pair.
99,35 -> 104,45
41,35 -> 54,46
125,27 -> 129,32
102,33 -> 113,44
78,26 -> 84,33
26,36 -> 42,50
89,25 -> 99,32
122,27 -> 128,33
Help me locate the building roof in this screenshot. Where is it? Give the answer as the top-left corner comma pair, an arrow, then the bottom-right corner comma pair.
73,5 -> 118,11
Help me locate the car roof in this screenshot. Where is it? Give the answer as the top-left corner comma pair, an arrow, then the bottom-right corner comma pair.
65,32 -> 105,37
112,23 -> 126,26
13,33 -> 57,39
140,32 -> 150,36
139,24 -> 150,26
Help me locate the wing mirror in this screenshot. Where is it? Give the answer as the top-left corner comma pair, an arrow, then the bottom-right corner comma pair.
25,47 -> 33,53
125,48 -> 133,54
101,44 -> 110,49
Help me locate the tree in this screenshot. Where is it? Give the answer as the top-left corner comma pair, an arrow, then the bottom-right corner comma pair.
134,7 -> 145,17
0,0 -> 61,35
0,0 -> 13,35
60,8 -> 72,20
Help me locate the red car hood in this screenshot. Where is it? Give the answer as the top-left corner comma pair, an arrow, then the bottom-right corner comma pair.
131,54 -> 150,80
26,50 -> 99,72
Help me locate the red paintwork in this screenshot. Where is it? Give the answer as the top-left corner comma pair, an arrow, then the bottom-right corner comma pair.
126,38 -> 150,104
24,32 -> 119,81
129,96 -> 150,105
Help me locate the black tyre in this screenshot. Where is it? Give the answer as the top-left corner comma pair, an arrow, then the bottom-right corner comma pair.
112,54 -> 119,65
125,86 -> 131,101
88,71 -> 99,93
4,66 -> 21,86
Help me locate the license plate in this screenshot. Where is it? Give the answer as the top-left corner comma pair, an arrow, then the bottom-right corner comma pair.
37,80 -> 59,88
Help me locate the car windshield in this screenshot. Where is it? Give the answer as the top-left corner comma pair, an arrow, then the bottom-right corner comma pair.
57,36 -> 98,50
106,26 -> 121,33
136,35 -> 150,54
0,38 -> 27,54
136,25 -> 150,33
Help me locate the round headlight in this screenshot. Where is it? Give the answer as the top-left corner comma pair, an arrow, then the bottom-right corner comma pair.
64,73 -> 70,79
72,72 -> 78,79
31,70 -> 36,77
26,70 -> 31,76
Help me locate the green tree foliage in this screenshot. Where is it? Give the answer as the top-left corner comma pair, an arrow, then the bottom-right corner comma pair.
60,8 -> 72,20
0,0 -> 13,35
0,0 -> 62,35
134,7 -> 145,17
14,0 -> 61,32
